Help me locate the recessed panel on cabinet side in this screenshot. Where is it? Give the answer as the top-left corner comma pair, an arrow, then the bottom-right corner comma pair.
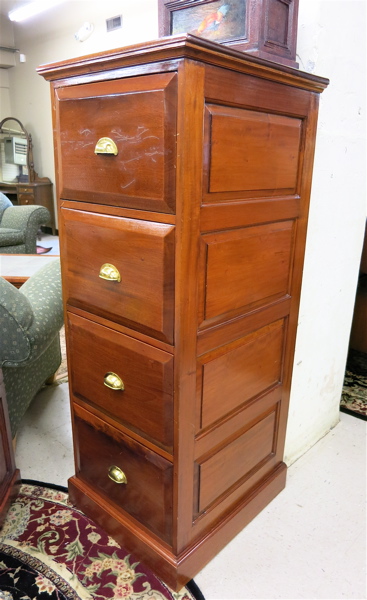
199,221 -> 295,327
203,104 -> 302,201
197,319 -> 285,431
55,73 -> 177,213
60,208 -> 175,343
196,409 -> 277,514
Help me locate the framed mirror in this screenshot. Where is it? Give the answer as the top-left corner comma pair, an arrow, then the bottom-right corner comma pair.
0,116 -> 36,184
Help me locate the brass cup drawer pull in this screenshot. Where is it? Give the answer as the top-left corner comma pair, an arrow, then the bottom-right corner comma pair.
108,465 -> 127,484
104,372 -> 124,391
99,263 -> 121,282
94,137 -> 118,155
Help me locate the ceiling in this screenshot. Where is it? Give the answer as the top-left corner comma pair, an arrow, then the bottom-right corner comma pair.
0,1 -> 33,17
0,1 -> 77,41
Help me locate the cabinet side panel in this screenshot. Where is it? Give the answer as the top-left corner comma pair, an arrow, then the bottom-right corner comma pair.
186,62 -> 319,549
206,105 -> 301,196
198,410 -> 277,511
202,221 -> 294,324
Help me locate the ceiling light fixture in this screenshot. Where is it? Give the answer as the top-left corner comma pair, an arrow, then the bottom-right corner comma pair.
8,0 -> 65,23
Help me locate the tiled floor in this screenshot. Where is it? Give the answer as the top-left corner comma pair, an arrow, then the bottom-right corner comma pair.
15,381 -> 366,600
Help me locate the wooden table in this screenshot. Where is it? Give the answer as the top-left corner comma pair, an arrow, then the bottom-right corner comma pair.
0,254 -> 59,288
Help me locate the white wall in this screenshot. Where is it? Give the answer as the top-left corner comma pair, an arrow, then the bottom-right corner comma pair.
284,0 -> 366,463
0,69 -> 11,117
0,16 -> 15,116
1,0 -> 366,464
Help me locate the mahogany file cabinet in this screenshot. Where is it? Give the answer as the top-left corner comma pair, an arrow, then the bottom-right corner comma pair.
39,35 -> 328,590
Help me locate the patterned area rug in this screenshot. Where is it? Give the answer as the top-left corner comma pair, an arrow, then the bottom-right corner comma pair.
0,482 -> 204,600
55,326 -> 68,384
340,349 -> 367,420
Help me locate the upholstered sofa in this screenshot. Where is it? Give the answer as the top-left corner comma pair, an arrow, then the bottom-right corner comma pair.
0,259 -> 64,438
0,192 -> 50,254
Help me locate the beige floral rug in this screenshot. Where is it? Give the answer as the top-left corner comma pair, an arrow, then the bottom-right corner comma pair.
0,482 -> 204,600
55,326 -> 68,384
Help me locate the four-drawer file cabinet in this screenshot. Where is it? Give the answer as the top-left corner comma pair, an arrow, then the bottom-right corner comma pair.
39,35 -> 328,590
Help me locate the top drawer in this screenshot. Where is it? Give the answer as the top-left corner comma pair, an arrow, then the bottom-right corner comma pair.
55,73 -> 177,213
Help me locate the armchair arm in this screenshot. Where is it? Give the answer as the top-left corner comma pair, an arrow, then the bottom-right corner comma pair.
0,278 -> 34,366
20,259 -> 64,363
1,205 -> 51,253
0,259 -> 63,367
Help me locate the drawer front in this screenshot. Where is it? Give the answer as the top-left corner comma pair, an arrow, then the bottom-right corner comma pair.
56,73 -> 177,213
74,408 -> 173,543
68,312 -> 174,450
61,208 -> 175,343
18,186 -> 31,194
18,193 -> 35,205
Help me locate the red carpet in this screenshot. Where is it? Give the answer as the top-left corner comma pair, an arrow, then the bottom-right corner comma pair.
0,482 -> 204,599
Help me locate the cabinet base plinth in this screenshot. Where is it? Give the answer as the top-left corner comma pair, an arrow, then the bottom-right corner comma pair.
68,463 -> 287,591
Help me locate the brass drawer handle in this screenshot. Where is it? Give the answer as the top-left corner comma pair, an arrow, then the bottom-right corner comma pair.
104,372 -> 124,391
94,137 -> 118,155
108,466 -> 127,484
99,263 -> 121,282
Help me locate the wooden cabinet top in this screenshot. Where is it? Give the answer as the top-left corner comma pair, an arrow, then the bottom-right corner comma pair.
37,33 -> 329,93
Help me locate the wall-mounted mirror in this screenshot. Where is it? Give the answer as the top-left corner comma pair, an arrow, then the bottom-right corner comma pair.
0,116 -> 56,234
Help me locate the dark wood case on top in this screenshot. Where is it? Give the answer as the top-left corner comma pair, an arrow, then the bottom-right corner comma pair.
159,0 -> 300,68
38,34 -> 328,590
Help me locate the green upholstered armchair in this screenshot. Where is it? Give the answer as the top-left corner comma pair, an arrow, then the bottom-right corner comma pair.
0,259 -> 64,438
0,192 -> 50,254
